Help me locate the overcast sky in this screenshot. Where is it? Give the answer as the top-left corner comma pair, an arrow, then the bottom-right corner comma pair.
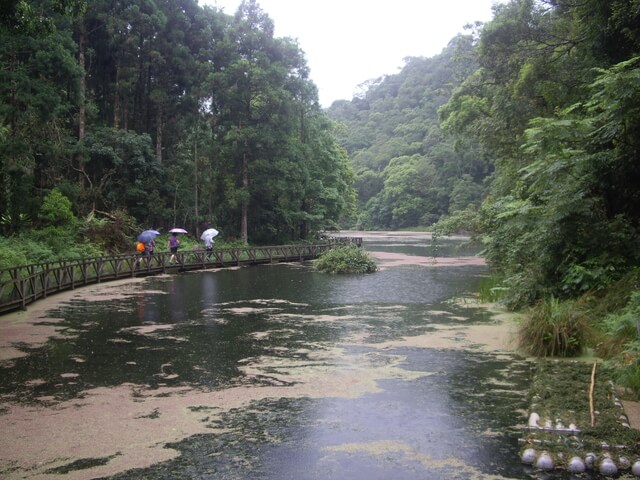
202,0 -> 502,107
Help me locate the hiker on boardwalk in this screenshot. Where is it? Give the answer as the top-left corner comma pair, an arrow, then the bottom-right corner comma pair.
168,233 -> 180,264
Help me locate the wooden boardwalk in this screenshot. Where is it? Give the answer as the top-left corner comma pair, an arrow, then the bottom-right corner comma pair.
0,237 -> 361,315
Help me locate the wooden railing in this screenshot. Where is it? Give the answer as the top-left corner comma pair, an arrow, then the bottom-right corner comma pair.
0,237 -> 362,315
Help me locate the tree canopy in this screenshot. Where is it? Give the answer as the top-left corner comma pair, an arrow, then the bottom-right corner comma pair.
327,35 -> 492,230
0,0 -> 355,244
438,0 -> 640,306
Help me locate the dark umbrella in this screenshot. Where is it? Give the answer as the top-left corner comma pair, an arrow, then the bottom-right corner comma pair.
137,230 -> 160,243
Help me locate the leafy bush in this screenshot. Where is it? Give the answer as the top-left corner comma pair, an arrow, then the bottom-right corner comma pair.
598,291 -> 640,397
83,209 -> 138,253
0,239 -> 29,271
477,274 -> 509,303
433,205 -> 482,237
38,188 -> 75,226
617,364 -> 640,398
314,245 -> 377,274
518,296 -> 592,357
0,225 -> 103,272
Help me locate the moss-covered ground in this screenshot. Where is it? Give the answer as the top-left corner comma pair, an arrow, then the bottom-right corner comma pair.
520,359 -> 640,470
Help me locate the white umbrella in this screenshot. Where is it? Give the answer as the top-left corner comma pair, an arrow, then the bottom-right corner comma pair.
200,228 -> 219,242
169,228 -> 188,234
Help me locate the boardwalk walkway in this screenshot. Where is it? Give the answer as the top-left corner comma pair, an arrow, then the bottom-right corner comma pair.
0,237 -> 361,315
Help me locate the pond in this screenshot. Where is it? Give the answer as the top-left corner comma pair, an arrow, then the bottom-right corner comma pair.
0,232 -> 542,479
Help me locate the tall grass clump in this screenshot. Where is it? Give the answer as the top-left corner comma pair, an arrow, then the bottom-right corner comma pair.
518,296 -> 591,357
314,245 -> 377,274
477,274 -> 509,303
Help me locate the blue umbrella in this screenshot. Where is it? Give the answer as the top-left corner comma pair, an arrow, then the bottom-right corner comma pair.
137,230 -> 160,243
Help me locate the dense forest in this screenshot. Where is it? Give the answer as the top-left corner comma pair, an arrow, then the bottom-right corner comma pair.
2,0 -> 640,389
327,0 -> 640,390
0,0 -> 355,248
327,34 -> 491,230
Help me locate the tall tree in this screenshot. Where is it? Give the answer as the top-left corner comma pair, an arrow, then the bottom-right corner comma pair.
0,0 -> 82,231
439,0 -> 640,305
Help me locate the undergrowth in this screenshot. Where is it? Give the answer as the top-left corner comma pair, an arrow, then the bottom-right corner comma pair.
314,245 -> 377,274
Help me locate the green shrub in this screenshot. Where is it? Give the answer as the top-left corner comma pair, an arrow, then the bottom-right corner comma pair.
0,239 -> 29,270
38,188 -> 75,226
83,209 -> 138,253
314,245 -> 377,274
518,296 -> 591,357
599,291 -> 640,397
433,205 -> 482,237
477,274 -> 509,303
616,362 -> 640,398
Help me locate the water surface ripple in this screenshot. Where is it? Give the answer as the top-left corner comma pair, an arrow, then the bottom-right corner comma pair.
0,233 -> 544,479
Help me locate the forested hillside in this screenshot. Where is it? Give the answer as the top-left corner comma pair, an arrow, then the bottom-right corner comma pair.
329,0 -> 640,389
327,35 -> 492,230
438,0 -> 640,306
0,0 -> 355,247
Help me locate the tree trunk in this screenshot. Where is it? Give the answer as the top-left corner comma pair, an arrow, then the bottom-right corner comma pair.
156,107 -> 162,163
113,61 -> 120,129
241,146 -> 249,244
77,20 -> 86,185
194,131 -> 199,237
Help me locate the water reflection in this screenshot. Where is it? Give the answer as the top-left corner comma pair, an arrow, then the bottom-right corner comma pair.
0,234 -> 547,479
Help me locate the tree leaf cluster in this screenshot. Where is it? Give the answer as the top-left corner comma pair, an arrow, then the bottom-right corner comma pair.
314,245 -> 377,274
401,0 -> 640,374
0,0 -> 355,245
326,35 -> 493,230
438,0 -> 640,308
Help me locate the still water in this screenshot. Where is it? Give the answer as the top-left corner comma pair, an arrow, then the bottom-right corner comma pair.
0,233 -> 537,479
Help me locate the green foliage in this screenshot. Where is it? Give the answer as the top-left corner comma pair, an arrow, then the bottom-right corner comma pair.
518,296 -> 591,357
328,36 -> 491,230
0,239 -> 30,270
38,188 -> 75,226
314,245 -> 377,274
438,0 -> 640,313
0,0 -> 353,245
433,205 -> 482,237
599,291 -> 640,397
0,226 -> 102,269
617,363 -> 640,399
83,209 -> 139,253
476,274 -> 509,303
477,56 -> 640,306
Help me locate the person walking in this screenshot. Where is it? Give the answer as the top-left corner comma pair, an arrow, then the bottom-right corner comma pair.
148,238 -> 156,255
168,232 -> 180,264
204,236 -> 214,258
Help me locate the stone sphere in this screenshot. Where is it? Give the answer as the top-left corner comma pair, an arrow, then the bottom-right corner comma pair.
599,457 -> 618,476
567,456 -> 586,473
631,460 -> 640,476
619,457 -> 631,470
521,448 -> 536,465
536,452 -> 554,471
585,453 -> 597,469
